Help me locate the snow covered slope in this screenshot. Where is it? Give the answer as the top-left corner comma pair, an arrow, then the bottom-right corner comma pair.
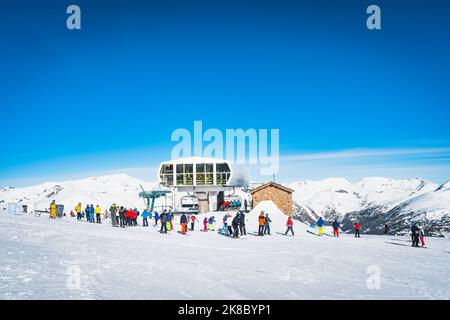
1,211 -> 449,299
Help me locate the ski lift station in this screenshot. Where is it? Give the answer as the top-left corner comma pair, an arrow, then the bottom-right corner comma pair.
142,157 -> 249,214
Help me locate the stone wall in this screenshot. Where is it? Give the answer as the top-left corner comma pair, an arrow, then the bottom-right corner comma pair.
252,185 -> 293,215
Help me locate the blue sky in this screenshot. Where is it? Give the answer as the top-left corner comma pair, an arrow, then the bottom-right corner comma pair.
0,0 -> 449,186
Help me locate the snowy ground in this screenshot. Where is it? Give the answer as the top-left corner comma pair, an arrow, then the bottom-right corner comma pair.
1,212 -> 449,300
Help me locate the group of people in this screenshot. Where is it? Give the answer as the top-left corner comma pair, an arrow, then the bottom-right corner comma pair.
411,224 -> 426,247
219,199 -> 242,211
49,200 -> 426,246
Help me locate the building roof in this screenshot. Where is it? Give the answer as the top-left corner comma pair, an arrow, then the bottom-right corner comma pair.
250,181 -> 294,194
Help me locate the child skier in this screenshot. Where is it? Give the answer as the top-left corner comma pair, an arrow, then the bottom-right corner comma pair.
419,228 -> 425,247
190,214 -> 199,231
203,217 -> 208,231
208,216 -> 216,231
285,217 -> 294,236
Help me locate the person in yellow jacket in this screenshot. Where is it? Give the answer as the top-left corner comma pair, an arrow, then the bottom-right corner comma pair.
75,202 -> 82,221
95,205 -> 102,223
49,200 -> 57,219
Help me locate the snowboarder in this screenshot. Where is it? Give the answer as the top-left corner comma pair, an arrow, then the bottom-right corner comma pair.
95,205 -> 101,223
317,217 -> 324,236
239,211 -> 246,235
384,224 -> 389,234
264,213 -> 272,235
190,214 -> 199,231
258,211 -> 266,236
332,219 -> 340,237
180,213 -> 188,234
75,202 -> 82,221
285,216 -> 294,236
142,209 -> 149,227
49,200 -> 57,219
354,222 -> 361,238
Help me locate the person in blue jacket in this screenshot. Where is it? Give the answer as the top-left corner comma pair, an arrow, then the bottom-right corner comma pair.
154,211 -> 159,226
317,217 -> 324,236
142,209 -> 149,227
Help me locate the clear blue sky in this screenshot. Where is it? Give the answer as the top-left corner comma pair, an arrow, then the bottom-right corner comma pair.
1,0 -> 449,186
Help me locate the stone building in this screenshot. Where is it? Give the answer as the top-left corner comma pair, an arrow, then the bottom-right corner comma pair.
250,182 -> 294,215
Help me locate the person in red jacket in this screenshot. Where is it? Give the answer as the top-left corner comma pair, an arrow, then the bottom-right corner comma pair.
354,222 -> 361,238
190,214 -> 199,231
203,217 -> 208,231
285,217 -> 294,236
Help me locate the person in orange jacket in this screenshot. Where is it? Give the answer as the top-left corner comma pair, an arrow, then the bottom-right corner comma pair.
258,211 -> 266,236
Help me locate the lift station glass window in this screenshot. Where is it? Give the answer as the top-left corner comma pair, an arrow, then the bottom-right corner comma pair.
160,164 -> 174,186
176,164 -> 194,186
216,163 -> 231,185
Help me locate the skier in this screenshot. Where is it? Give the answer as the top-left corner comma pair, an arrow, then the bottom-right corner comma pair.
317,217 -> 324,236
95,205 -> 101,223
180,213 -> 188,234
85,204 -> 90,222
154,211 -> 159,226
285,216 -> 294,236
119,206 -> 126,228
89,204 -> 95,223
49,200 -> 57,219
208,216 -> 216,231
227,214 -> 233,236
109,204 -> 118,226
142,209 -> 149,227
168,210 -> 174,230
166,211 -> 172,231
332,219 -> 340,237
232,213 -> 240,238
354,222 -> 361,238
258,211 -> 266,236
419,228 -> 425,247
75,202 -> 82,221
190,214 -> 199,231
264,213 -> 272,235
203,217 -> 208,231
411,224 -> 420,247
160,211 -> 167,233
384,224 -> 389,234
239,211 -> 246,235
